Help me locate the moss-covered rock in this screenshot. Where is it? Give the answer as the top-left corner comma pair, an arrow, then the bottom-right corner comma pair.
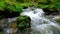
17,16 -> 31,29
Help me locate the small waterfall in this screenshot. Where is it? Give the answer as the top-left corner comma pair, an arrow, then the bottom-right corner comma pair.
21,8 -> 60,34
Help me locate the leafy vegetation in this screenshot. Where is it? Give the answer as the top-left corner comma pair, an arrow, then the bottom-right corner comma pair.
0,0 -> 60,12
0,0 -> 60,11
15,0 -> 60,9
0,0 -> 23,13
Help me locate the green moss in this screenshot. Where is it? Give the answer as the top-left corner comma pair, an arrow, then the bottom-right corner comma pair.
0,0 -> 60,12
0,0 -> 23,13
0,1 -> 6,10
17,16 -> 31,29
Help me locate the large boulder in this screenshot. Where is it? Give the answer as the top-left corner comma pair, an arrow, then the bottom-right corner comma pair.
17,16 -> 31,30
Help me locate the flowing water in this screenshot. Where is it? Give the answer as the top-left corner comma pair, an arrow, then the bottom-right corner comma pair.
0,7 -> 60,34
0,17 -> 18,34
21,8 -> 60,34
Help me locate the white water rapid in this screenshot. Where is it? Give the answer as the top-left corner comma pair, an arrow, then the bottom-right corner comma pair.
21,8 -> 60,34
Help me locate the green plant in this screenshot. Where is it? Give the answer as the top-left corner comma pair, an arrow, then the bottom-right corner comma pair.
0,1 -> 6,10
0,0 -> 23,13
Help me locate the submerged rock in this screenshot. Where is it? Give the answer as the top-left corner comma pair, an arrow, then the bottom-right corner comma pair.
10,21 -> 17,34
55,18 -> 60,24
0,17 -> 18,34
52,16 -> 60,24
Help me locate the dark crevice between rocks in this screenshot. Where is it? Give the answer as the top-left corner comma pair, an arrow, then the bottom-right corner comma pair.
0,28 -> 3,32
43,7 -> 59,15
0,9 -> 20,19
23,6 -> 28,9
0,28 -> 3,34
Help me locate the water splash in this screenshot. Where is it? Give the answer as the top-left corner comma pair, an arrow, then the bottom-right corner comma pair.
21,8 -> 60,34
